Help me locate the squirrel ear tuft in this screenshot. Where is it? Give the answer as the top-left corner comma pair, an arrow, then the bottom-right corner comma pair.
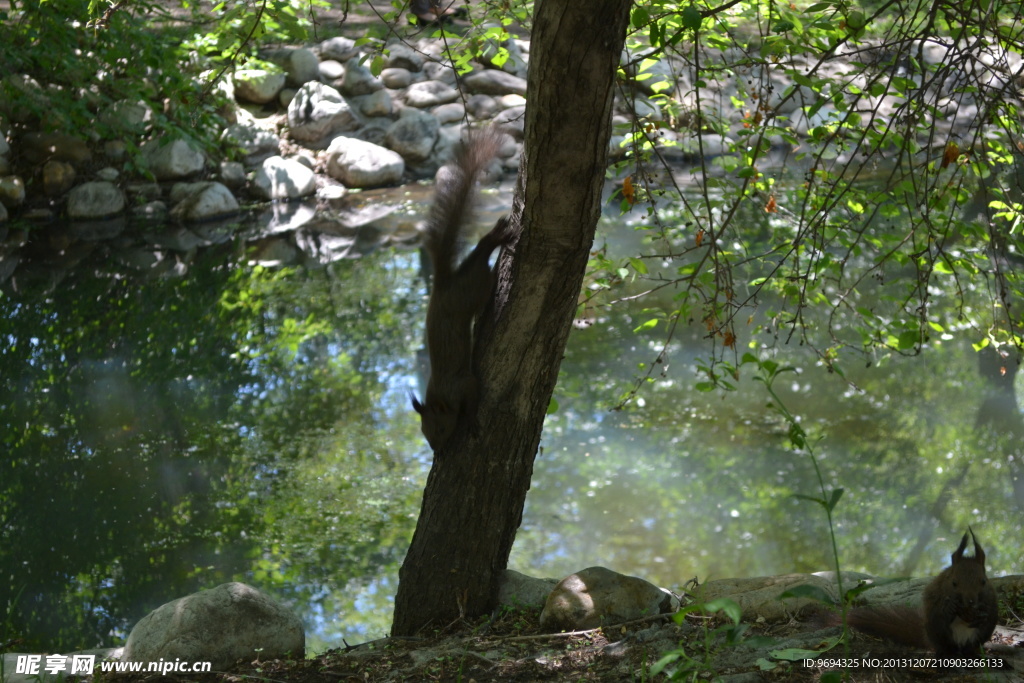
952,531 -> 969,561
411,394 -> 425,414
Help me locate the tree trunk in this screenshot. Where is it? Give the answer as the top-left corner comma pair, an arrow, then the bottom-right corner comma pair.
391,0 -> 632,636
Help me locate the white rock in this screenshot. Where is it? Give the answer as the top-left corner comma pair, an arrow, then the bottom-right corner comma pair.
264,47 -> 321,87
140,138 -> 205,180
123,583 -> 303,671
385,112 -> 440,162
287,82 -> 361,148
405,80 -> 459,108
233,69 -> 287,104
168,182 -> 240,222
252,156 -> 316,200
325,136 -> 405,188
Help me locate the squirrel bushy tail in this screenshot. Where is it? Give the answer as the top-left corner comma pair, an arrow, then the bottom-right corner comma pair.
413,127 -> 513,451
425,130 -> 504,285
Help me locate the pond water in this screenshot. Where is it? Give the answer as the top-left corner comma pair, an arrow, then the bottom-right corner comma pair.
1,180 -> 1021,654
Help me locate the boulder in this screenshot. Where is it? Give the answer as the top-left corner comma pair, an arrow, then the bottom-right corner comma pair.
380,68 -> 413,89
462,69 -> 528,97
222,123 -> 281,163
233,70 -> 287,104
0,175 -> 26,207
340,59 -> 384,97
42,161 -> 76,196
320,36 -> 358,62
385,42 -> 425,71
325,136 -> 404,188
252,156 -> 316,200
122,582 -> 303,671
385,112 -> 440,162
66,181 -> 125,219
168,182 -> 240,222
286,82 -> 361,148
404,80 -> 459,108
140,138 -> 205,180
318,59 -> 345,82
539,567 -> 677,632
264,47 -> 321,87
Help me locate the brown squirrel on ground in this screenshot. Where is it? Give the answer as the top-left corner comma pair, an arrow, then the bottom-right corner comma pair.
411,128 -> 513,450
840,529 -> 999,658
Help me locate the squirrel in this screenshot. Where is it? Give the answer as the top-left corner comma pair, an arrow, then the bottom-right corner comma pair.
837,529 -> 998,658
411,128 -> 513,450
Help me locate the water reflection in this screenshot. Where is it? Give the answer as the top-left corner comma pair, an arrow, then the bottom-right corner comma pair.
1,185 -> 1020,655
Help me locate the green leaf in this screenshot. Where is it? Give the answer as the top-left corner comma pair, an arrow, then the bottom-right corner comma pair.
702,597 -> 742,624
826,487 -> 844,512
897,330 -> 918,350
631,6 -> 649,28
547,397 -> 559,414
628,256 -> 649,275
681,4 -> 702,31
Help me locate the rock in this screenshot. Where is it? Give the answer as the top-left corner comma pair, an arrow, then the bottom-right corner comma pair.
539,567 -> 677,633
21,132 -> 92,165
465,94 -> 499,119
0,202 -> 7,224
286,82 -> 361,148
0,157 -> 9,175
381,68 -> 413,89
123,583 -> 303,671
0,135 -> 8,156
279,88 -> 297,108
405,80 -> 459,108
42,161 -> 76,196
67,181 -> 125,219
463,69 -> 528,96
222,122 -> 281,163
219,161 -> 247,189
264,47 -> 321,87
385,112 -> 440,162
132,200 -> 168,221
353,89 -> 393,117
499,570 -> 559,610
233,69 -> 287,104
125,182 -> 162,202
492,105 -> 526,138
96,167 -> 119,182
318,59 -> 345,81
340,59 -> 384,97
103,140 -> 127,162
252,156 -> 316,200
0,175 -> 25,207
320,36 -> 358,62
325,136 -> 405,188
423,60 -> 457,85
168,182 -> 240,222
433,102 -> 466,124
386,43 -> 424,71
498,94 -> 527,109
98,100 -> 153,134
479,34 -> 529,77
140,138 -> 206,180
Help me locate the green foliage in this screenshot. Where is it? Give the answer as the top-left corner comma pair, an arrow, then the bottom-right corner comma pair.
602,0 -> 1024,399
650,597 -> 750,679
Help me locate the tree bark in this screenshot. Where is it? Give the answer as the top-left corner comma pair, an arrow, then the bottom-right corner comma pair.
391,0 -> 632,636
